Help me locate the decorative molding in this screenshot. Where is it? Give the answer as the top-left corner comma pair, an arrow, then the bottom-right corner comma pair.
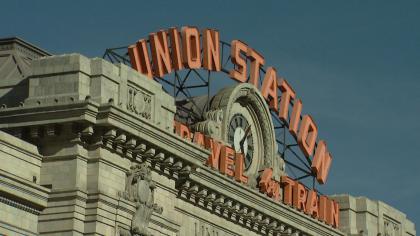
175,166 -> 343,236
0,100 -> 342,236
0,37 -> 51,58
0,194 -> 40,215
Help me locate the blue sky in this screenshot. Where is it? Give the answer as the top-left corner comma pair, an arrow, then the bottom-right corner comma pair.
2,0 -> 419,227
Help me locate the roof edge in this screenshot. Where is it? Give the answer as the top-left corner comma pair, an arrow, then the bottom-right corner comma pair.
0,36 -> 51,56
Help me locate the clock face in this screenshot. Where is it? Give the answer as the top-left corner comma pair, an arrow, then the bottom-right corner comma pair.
228,113 -> 254,170
208,84 -> 278,184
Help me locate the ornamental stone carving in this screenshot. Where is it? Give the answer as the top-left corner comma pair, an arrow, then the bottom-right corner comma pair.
384,217 -> 401,236
191,109 -> 223,140
120,163 -> 163,236
127,87 -> 152,120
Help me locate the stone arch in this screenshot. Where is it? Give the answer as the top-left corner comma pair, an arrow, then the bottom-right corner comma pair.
209,83 -> 277,174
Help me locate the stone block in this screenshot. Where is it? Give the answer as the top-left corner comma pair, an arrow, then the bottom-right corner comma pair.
330,194 -> 416,236
23,54 -> 176,130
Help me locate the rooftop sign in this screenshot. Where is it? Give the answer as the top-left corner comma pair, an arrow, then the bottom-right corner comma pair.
127,26 -> 339,228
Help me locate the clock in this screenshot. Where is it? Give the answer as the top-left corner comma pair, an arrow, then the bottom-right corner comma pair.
224,99 -> 263,175
206,83 -> 280,184
228,113 -> 254,170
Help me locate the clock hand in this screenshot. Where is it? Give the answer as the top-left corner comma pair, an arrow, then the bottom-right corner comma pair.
239,125 -> 251,147
244,125 -> 251,137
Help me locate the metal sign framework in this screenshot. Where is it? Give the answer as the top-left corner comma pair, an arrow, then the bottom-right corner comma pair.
103,38 -> 320,190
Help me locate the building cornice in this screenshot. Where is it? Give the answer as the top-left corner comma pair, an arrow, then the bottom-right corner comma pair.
0,101 -> 344,236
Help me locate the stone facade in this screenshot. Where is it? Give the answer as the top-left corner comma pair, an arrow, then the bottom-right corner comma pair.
331,195 -> 416,236
0,131 -> 49,235
0,37 -> 415,236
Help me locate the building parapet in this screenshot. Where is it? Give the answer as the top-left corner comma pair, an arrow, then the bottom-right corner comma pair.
331,194 -> 416,236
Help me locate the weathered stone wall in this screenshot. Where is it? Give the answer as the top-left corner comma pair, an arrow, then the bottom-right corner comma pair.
331,195 -> 416,236
26,54 -> 176,132
0,131 -> 49,235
